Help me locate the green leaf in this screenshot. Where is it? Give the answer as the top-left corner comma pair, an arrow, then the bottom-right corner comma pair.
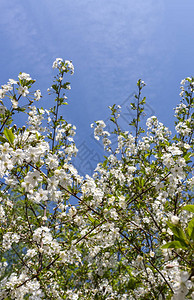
52,84 -> 58,92
184,152 -> 192,162
0,136 -> 7,143
161,240 -> 187,249
4,127 -> 15,145
182,205 -> 194,213
187,218 -> 194,240
110,117 -> 116,123
130,103 -> 136,110
88,215 -> 96,223
167,222 -> 187,241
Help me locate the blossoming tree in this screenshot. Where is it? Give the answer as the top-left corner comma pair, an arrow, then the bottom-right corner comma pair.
0,58 -> 193,299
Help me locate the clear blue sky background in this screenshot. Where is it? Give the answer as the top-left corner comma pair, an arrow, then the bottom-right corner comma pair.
0,0 -> 194,175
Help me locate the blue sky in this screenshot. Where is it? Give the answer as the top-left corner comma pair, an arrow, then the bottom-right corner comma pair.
0,0 -> 194,175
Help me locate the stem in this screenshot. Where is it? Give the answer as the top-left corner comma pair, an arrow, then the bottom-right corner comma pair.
120,232 -> 173,294
51,81 -> 62,152
135,84 -> 141,146
12,246 -> 33,273
27,162 -> 102,217
0,109 -> 13,133
126,172 -> 171,206
73,220 -> 105,246
148,259 -> 173,293
0,95 -> 22,133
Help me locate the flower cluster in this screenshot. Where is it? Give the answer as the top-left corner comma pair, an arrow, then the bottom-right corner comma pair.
0,61 -> 193,299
